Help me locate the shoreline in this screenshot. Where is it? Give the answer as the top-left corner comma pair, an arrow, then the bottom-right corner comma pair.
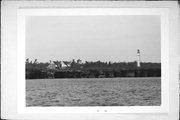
26,77 -> 161,81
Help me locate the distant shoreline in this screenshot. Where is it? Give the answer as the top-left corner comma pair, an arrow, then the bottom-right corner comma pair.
26,77 -> 161,80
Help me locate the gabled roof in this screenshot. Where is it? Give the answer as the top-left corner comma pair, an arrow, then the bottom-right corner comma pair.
47,63 -> 57,70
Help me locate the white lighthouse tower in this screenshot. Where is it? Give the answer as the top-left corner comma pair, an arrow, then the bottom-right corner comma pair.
137,49 -> 141,67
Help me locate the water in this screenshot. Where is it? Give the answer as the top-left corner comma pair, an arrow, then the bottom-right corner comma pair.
26,77 -> 161,106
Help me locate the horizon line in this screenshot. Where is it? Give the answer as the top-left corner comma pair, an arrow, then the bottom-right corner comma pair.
25,58 -> 161,64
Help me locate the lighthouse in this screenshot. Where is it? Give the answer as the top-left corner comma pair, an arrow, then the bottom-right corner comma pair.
137,49 -> 141,67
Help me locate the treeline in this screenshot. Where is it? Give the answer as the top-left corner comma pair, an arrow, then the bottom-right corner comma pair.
80,61 -> 160,70
26,60 -> 161,79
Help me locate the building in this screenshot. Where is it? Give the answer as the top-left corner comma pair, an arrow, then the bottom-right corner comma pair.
47,60 -> 57,70
137,49 -> 141,67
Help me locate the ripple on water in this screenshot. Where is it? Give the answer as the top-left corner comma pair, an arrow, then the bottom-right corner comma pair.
26,78 -> 161,106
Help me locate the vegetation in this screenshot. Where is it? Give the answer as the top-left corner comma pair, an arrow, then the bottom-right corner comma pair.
26,59 -> 161,79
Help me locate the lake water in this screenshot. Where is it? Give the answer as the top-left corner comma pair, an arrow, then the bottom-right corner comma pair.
26,77 -> 161,106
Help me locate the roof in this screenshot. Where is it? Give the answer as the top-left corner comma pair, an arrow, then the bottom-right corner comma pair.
47,63 -> 57,70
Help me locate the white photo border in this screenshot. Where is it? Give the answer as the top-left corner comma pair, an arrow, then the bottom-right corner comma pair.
17,8 -> 169,114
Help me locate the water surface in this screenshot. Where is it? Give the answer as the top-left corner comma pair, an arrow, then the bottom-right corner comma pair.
26,77 -> 161,106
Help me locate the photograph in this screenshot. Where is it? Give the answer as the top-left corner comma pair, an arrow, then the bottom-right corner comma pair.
1,1 -> 179,119
25,15 -> 161,107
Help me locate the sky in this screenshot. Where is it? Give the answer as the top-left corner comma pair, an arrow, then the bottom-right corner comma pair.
26,15 -> 161,63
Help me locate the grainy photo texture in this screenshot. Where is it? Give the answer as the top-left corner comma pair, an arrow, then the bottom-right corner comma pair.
25,15 -> 161,106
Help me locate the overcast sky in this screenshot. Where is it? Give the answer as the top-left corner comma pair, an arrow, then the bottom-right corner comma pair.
26,15 -> 161,63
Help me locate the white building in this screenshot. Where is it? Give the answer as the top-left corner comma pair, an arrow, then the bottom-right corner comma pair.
47,60 -> 57,70
137,49 -> 141,67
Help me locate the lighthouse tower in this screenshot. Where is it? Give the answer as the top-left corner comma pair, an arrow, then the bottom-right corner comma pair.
137,49 -> 141,67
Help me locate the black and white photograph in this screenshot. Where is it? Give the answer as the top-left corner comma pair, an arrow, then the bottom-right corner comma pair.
1,1 -> 179,120
25,15 -> 161,107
